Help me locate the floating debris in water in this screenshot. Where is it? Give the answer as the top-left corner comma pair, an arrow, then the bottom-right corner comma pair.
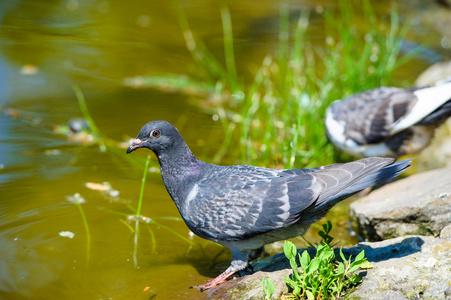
109,190 -> 119,197
5,108 -> 20,118
1,107 -> 42,125
59,231 -> 75,239
148,166 -> 160,173
20,64 -> 38,75
127,214 -> 152,224
124,76 -> 144,88
45,149 -> 62,156
85,181 -> 119,197
65,193 -> 86,204
85,182 -> 110,192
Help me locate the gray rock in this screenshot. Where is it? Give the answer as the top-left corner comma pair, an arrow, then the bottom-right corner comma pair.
348,236 -> 451,300
414,62 -> 451,172
207,269 -> 290,300
206,236 -> 451,300
440,224 -> 451,240
350,167 -> 451,241
416,120 -> 451,172
415,61 -> 451,87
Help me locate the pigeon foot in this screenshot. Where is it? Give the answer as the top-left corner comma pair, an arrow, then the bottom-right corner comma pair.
193,270 -> 237,291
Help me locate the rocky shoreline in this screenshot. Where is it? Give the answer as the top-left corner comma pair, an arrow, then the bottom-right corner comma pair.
206,234 -> 451,299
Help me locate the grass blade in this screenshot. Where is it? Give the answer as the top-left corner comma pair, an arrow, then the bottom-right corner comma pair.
76,200 -> 91,263
133,155 -> 151,267
220,5 -> 238,92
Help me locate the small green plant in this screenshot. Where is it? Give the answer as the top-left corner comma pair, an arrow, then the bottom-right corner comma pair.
303,220 -> 337,248
262,277 -> 275,300
283,222 -> 368,299
65,193 -> 91,263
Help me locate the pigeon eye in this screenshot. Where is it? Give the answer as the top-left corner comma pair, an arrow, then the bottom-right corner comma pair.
150,129 -> 161,138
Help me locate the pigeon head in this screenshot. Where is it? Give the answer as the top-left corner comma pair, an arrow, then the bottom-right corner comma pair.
126,120 -> 183,156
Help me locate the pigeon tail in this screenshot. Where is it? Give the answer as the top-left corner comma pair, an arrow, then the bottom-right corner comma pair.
418,100 -> 451,126
310,158 -> 411,213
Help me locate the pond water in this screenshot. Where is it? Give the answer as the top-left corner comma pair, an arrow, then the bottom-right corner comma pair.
0,0 -> 449,299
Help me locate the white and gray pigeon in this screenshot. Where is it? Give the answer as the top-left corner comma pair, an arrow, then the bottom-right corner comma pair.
126,120 -> 411,290
325,79 -> 451,158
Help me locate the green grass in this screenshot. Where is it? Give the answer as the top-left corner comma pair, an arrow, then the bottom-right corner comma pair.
220,0 -> 417,168
127,0 -> 418,168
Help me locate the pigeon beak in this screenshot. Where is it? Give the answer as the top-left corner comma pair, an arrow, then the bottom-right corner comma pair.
126,138 -> 144,154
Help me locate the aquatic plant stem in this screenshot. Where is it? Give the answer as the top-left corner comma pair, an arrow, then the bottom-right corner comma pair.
133,155 -> 151,268
75,200 -> 91,263
144,224 -> 157,254
72,84 -> 107,152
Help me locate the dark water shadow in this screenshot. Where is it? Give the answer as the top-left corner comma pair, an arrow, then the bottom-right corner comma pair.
249,236 -> 425,274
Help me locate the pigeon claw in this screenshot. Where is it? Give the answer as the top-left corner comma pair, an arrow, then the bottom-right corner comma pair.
192,270 -> 237,292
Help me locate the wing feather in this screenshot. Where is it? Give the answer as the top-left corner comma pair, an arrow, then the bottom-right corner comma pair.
185,166 -> 320,241
330,87 -> 417,144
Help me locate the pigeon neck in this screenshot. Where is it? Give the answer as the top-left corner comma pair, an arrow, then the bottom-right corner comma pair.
156,143 -> 205,207
157,145 -> 201,173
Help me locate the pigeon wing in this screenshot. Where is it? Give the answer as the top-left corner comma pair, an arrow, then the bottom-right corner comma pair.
311,157 -> 394,207
184,166 -> 322,242
331,87 -> 417,144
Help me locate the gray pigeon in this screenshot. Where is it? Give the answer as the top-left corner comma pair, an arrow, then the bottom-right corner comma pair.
126,120 -> 411,290
325,79 -> 451,158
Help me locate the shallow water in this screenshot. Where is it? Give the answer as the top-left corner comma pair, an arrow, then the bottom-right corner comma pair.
0,0 -> 449,299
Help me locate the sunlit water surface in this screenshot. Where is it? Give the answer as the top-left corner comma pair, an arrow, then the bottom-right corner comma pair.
0,0 -> 449,299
